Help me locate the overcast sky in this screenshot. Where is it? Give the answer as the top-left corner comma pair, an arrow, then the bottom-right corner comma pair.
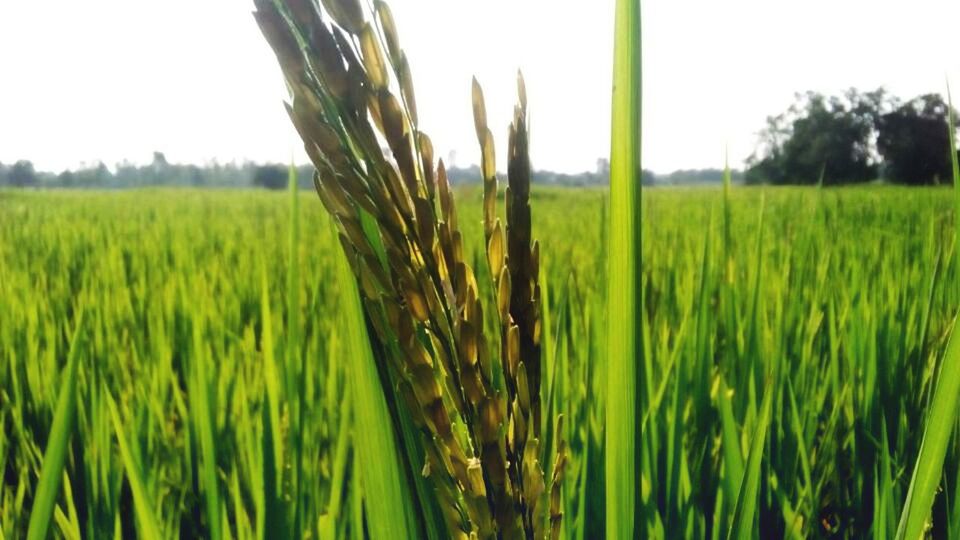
1,0 -> 958,174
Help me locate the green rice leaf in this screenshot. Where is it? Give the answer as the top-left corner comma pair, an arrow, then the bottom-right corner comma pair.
335,232 -> 418,540
604,0 -> 642,538
895,84 -> 960,540
286,161 -> 304,537
259,263 -> 285,540
727,380 -> 773,540
26,308 -> 85,540
105,389 -> 163,540
717,374 -> 744,510
190,312 -> 223,540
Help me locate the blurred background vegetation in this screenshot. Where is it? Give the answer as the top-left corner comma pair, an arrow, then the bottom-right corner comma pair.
3,88 -> 955,190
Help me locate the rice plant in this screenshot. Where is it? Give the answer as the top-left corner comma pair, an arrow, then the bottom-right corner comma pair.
605,0 -> 642,538
4,1 -> 960,539
254,0 -> 564,536
896,83 -> 960,540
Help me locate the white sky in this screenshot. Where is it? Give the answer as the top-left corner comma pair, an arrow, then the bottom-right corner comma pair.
0,0 -> 958,174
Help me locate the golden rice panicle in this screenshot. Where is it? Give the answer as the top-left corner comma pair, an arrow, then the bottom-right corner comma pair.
472,71 -> 562,538
473,77 -> 498,242
253,0 -> 565,537
507,70 -> 542,438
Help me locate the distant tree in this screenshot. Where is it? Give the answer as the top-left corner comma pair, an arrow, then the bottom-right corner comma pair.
446,164 -> 481,185
149,151 -> 170,185
744,157 -> 781,185
253,164 -> 288,189
877,94 -> 959,185
186,164 -> 206,187
641,169 -> 656,186
663,168 -> 744,185
70,162 -> 113,187
9,160 -> 38,187
152,151 -> 169,168
747,89 -> 887,185
58,170 -> 75,188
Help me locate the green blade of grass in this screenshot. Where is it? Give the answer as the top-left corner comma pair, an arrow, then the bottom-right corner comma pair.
951,83 -> 959,241
259,263 -> 285,540
727,380 -> 773,540
190,311 -> 223,540
895,84 -> 960,540
604,0 -> 642,538
26,308 -> 85,540
286,161 -> 304,538
335,235 -> 418,540
287,163 -> 301,388
52,471 -> 80,540
105,389 -> 162,540
897,325 -> 960,539
723,152 -> 733,266
717,374 -> 744,513
318,398 -> 352,539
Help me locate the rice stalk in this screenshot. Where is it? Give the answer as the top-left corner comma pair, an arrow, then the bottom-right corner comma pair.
334,221 -> 418,540
189,301 -> 223,540
253,0 -> 563,536
286,162 -> 306,536
604,0 -> 642,538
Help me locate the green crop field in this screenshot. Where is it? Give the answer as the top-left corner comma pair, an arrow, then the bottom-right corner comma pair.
3,186 -> 960,538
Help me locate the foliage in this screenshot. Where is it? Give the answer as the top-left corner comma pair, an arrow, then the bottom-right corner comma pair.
254,0 -> 562,536
5,186 -> 960,537
605,0 -> 642,538
0,158 -> 637,190
746,89 -> 886,185
747,89 -> 960,186
895,86 -> 960,540
658,168 -> 744,185
252,163 -> 289,190
0,154 -> 318,189
6,0 -> 960,538
877,94 -> 960,185
7,160 -> 38,187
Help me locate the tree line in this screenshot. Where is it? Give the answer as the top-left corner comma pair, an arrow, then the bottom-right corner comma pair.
746,89 -> 960,185
0,152 -> 640,190
12,90 -> 952,191
0,155 -> 741,189
0,152 -> 318,190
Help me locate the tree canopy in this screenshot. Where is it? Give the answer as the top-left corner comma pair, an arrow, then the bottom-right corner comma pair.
747,89 -> 959,185
877,94 -> 958,185
8,160 -> 38,188
252,164 -> 289,190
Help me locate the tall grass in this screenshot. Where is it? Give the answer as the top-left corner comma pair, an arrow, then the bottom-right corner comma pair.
896,84 -> 960,540
255,0 -> 563,536
335,217 -> 418,540
604,0 -> 642,538
105,389 -> 163,539
25,309 -> 85,540
5,2 -> 960,539
5,181 -> 960,537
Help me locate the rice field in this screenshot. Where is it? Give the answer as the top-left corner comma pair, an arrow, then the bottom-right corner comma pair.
3,185 -> 960,538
